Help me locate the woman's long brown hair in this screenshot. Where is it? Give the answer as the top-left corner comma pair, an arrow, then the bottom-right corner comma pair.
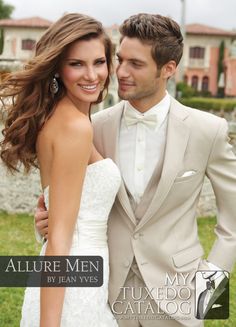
0,13 -> 112,173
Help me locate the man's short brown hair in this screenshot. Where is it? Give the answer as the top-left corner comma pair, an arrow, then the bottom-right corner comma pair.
119,13 -> 183,69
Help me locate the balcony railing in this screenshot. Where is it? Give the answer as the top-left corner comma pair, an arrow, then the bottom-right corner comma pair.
188,58 -> 206,68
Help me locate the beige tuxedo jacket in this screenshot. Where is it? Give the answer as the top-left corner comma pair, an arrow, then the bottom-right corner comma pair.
92,97 -> 236,311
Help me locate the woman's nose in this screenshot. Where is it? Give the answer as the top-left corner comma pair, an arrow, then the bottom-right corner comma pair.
84,66 -> 97,81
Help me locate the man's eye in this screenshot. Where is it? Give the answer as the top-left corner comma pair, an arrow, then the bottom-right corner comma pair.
132,62 -> 142,67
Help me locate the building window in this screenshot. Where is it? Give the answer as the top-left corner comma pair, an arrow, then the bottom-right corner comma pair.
184,75 -> 188,84
191,75 -> 198,90
202,76 -> 209,91
189,46 -> 205,59
21,39 -> 36,51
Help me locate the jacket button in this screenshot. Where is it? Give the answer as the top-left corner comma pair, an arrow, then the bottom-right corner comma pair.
133,233 -> 144,239
123,260 -> 130,268
133,233 -> 139,240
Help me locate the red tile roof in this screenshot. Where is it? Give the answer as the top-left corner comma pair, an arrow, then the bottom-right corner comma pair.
0,17 -> 52,28
186,23 -> 236,37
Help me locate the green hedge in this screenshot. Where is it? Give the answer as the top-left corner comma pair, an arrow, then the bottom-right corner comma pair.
179,97 -> 236,112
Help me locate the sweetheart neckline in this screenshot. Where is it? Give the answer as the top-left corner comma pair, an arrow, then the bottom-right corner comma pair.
87,158 -> 111,168
42,158 -> 113,193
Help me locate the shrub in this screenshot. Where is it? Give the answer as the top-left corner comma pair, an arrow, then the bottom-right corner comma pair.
179,97 -> 236,112
176,82 -> 196,98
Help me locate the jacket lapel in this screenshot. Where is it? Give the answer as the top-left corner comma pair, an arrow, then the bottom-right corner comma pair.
135,98 -> 190,231
101,102 -> 137,224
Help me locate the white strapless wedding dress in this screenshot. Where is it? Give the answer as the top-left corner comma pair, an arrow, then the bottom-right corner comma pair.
20,158 -> 121,327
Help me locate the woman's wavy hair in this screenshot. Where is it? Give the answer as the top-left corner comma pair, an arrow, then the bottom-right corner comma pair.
0,13 -> 113,173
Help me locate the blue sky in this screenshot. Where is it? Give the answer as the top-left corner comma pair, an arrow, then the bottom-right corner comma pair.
7,0 -> 236,30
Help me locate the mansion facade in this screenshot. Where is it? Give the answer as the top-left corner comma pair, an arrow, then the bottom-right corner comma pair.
0,17 -> 235,110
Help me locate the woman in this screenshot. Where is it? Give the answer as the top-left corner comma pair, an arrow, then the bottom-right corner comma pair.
0,13 -> 120,327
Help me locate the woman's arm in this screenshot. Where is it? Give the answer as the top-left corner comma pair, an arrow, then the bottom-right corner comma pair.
40,116 -> 93,327
34,145 -> 102,242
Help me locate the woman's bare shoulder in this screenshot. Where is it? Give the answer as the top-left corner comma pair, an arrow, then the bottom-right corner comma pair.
42,100 -> 93,142
57,110 -> 92,141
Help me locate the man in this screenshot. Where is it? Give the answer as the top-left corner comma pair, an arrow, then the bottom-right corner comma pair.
35,14 -> 236,326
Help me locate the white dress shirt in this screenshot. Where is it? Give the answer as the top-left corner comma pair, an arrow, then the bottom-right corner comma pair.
119,92 -> 170,204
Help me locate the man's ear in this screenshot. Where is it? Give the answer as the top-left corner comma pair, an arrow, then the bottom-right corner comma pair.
161,60 -> 177,79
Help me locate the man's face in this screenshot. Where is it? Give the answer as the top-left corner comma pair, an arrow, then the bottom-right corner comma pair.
116,37 -> 166,111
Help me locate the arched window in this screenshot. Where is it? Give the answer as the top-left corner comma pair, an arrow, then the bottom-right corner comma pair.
189,47 -> 205,59
202,76 -> 209,91
191,75 -> 198,90
184,75 -> 188,84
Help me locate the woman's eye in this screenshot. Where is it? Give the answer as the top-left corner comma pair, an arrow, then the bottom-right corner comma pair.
95,60 -> 106,65
69,62 -> 82,67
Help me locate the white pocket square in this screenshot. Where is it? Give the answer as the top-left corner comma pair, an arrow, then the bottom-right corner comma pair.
211,304 -> 222,309
180,170 -> 197,177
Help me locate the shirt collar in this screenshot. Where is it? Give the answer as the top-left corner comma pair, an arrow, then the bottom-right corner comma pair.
123,91 -> 170,130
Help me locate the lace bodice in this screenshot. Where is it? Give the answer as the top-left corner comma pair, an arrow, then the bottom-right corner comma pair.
43,158 -> 121,250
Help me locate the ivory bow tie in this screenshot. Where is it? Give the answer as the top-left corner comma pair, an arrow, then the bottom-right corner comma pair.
124,109 -> 157,129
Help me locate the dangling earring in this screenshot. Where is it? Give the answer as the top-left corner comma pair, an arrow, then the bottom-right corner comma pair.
50,74 -> 59,94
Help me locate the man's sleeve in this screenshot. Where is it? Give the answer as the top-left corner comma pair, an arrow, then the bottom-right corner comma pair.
206,118 -> 236,272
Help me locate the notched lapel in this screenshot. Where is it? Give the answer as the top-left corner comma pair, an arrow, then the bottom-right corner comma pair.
101,103 -> 136,224
101,110 -> 121,163
117,182 -> 137,224
136,103 -> 190,230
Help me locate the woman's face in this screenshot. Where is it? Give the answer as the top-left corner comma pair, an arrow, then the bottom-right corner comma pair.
60,37 -> 108,107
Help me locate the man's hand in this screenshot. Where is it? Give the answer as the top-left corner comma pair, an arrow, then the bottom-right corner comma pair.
35,194 -> 49,240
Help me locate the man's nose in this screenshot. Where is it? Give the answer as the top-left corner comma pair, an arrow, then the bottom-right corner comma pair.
116,62 -> 129,79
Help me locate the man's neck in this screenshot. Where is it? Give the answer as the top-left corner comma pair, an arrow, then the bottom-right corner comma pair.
129,90 -> 167,113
